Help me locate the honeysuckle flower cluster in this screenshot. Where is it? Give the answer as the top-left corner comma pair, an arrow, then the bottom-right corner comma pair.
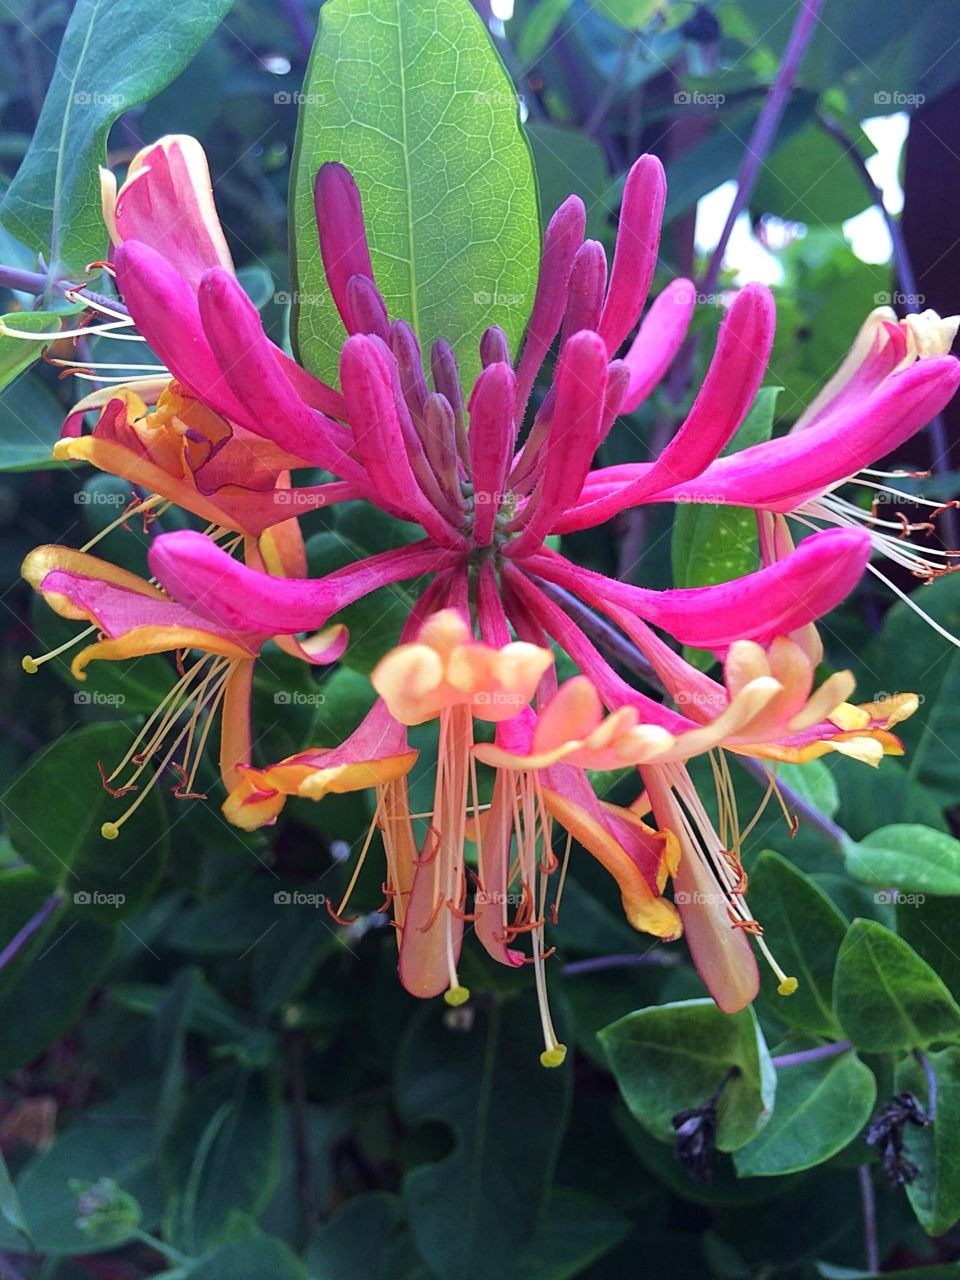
13,134 -> 960,1062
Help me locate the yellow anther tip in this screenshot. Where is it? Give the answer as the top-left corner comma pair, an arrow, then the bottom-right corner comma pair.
21,655 -> 39,674
540,1044 -> 568,1069
51,440 -> 72,461
778,976 -> 799,997
444,985 -> 470,1008
101,821 -> 120,841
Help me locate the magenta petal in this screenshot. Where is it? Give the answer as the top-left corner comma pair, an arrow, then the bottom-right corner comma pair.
597,154 -> 667,357
149,529 -> 459,635
197,268 -> 361,478
560,240 -> 607,345
468,362 -> 516,545
114,241 -> 249,423
508,330 -> 608,558
515,195 -> 586,415
675,354 -> 960,511
620,277 -> 696,412
524,527 -> 871,650
39,569 -> 259,646
314,163 -> 376,333
340,335 -> 465,546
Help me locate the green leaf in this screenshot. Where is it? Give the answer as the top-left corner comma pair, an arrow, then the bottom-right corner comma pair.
599,999 -> 775,1152
2,722 -> 168,919
1,0 -> 236,275
0,372 -> 69,472
777,759 -> 840,819
866,572 -> 960,806
733,1051 -> 876,1177
162,1069 -> 282,1254
291,0 -> 540,389
897,896 -> 960,1002
515,0 -> 576,65
592,0 -> 661,27
0,1147 -> 33,1252
506,1188 -> 631,1280
752,123 -> 876,224
306,1193 -> 411,1280
0,868 -> 117,1073
748,850 -> 847,1038
0,311 -> 62,392
895,1047 -> 960,1237
844,825 -> 960,897
833,920 -> 960,1052
397,993 -> 571,1280
0,1083 -> 163,1255
526,122 -> 609,241
184,1233 -> 307,1279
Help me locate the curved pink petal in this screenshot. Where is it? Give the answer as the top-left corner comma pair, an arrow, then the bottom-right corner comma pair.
522,526 -> 871,650
314,163 -> 377,333
508,330 -> 608,558
149,529 -> 459,636
570,283 -> 776,529
666,354 -> 960,512
515,195 -> 586,416
198,267 -> 362,479
468,362 -> 516,545
597,154 -> 667,357
111,136 -> 234,289
619,278 -> 696,413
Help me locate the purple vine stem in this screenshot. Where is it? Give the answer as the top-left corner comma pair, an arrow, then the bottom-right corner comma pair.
281,0 -> 316,62
858,1164 -> 881,1274
915,1048 -> 938,1120
537,579 -> 848,851
0,891 -> 63,973
0,263 -> 127,317
771,1041 -> 852,1068
700,0 -> 826,296
562,952 -> 679,976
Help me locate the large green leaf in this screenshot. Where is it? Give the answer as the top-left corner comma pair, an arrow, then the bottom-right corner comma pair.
291,0 -> 540,389
748,850 -> 847,1039
526,122 -> 609,241
1,0 -> 235,275
183,1232 -> 307,1279
599,999 -> 776,1152
896,1047 -> 960,1237
833,920 -> 960,1052
844,825 -> 960,897
162,1069 -> 282,1253
2,722 -> 168,919
733,1051 -> 876,1177
397,993 -> 571,1280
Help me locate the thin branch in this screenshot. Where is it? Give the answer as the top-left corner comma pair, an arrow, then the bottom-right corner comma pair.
858,1163 -> 880,1274
0,892 -> 63,973
771,1041 -> 852,1068
562,951 -> 679,976
914,1048 -> 938,1120
0,263 -> 129,317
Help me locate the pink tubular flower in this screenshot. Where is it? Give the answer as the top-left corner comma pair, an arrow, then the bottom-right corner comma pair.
21,137 -> 955,1054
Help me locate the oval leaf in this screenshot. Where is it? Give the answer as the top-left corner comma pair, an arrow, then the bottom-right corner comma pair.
599,998 -> 776,1153
291,0 -> 540,388
833,920 -> 960,1052
733,1050 -> 876,1177
844,825 -> 960,897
